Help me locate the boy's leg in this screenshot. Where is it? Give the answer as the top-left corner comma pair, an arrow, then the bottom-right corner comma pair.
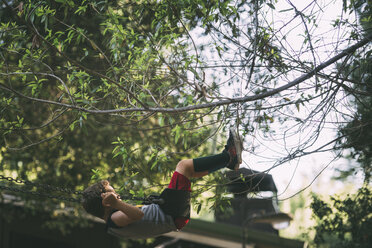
176,128 -> 243,178
167,171 -> 191,230
168,128 -> 242,230
175,159 -> 208,179
193,152 -> 230,173
194,127 -> 243,173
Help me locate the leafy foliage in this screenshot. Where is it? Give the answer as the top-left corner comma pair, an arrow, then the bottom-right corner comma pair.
0,0 -> 228,232
310,186 -> 372,248
335,54 -> 372,182
335,0 -> 372,183
310,2 -> 372,247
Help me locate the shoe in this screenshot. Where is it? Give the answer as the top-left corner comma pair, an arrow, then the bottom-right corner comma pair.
225,127 -> 243,170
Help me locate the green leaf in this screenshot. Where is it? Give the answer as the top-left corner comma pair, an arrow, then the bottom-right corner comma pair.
173,125 -> 181,144
151,160 -> 158,170
158,115 -> 164,127
296,102 -> 300,112
197,204 -> 202,214
279,8 -> 293,13
267,3 -> 275,9
69,122 -> 75,131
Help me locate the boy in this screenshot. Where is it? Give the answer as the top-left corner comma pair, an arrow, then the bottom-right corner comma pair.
82,128 -> 243,239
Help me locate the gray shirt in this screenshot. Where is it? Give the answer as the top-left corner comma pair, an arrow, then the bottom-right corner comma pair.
107,204 -> 178,239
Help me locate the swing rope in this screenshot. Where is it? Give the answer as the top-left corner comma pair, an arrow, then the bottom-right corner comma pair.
0,174 -> 163,204
0,174 -> 82,203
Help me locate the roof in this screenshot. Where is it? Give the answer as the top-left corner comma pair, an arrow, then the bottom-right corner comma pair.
164,218 -> 304,248
225,168 -> 278,193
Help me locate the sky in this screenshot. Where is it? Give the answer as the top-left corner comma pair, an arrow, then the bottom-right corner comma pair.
189,0 -> 365,199
241,0 -> 364,198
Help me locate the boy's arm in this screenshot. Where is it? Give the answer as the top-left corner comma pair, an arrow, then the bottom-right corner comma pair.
102,192 -> 144,227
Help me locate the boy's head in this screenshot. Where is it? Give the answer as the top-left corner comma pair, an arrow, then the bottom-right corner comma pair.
82,180 -> 110,219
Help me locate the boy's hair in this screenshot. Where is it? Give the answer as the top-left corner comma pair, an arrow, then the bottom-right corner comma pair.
82,180 -> 108,219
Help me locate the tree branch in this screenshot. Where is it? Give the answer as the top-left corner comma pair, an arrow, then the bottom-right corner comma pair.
1,34 -> 370,114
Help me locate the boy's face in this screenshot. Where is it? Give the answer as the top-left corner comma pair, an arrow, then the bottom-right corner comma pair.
101,180 -> 121,202
102,180 -> 116,193
100,181 -> 121,208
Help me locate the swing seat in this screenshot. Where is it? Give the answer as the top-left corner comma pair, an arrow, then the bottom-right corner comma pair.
141,194 -> 165,205
158,188 -> 190,218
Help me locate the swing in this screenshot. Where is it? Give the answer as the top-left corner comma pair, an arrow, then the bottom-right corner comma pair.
0,174 -> 82,203
0,174 -> 190,218
159,188 -> 190,218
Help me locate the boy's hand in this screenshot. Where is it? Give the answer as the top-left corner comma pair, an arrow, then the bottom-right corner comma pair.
101,192 -> 120,207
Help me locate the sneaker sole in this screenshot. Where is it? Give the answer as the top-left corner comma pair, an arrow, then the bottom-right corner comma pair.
229,127 -> 243,169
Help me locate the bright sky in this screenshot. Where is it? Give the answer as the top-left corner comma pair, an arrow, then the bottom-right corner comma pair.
240,0 -> 364,199
188,0 -> 364,199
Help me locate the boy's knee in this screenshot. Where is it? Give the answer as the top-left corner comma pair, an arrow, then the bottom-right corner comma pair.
176,160 -> 188,170
176,159 -> 194,177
